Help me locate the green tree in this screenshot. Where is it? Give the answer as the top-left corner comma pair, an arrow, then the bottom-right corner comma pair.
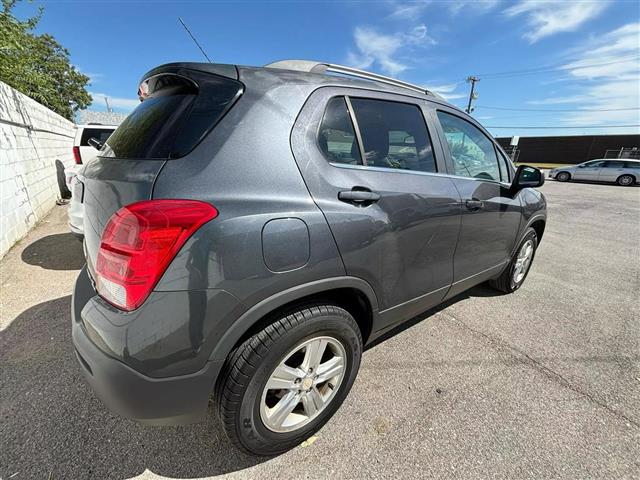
0,0 -> 91,120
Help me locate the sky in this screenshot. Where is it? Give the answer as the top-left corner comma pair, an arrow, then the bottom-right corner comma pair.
14,0 -> 640,137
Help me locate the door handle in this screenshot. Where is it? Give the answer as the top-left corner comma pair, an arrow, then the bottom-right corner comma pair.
338,188 -> 381,205
465,199 -> 484,211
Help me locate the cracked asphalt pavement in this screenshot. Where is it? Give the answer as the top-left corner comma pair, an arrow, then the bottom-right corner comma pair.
1,181 -> 639,479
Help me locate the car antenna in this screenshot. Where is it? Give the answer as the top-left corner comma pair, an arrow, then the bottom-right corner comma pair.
178,17 -> 212,63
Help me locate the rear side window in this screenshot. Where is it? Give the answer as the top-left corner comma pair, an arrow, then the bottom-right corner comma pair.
437,111 -> 502,182
101,71 -> 242,159
350,98 -> 436,173
624,161 -> 640,169
318,97 -> 361,165
80,128 -> 114,146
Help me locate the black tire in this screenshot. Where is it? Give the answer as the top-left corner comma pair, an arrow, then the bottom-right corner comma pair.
216,304 -> 363,455
490,228 -> 538,293
617,174 -> 635,186
555,171 -> 571,182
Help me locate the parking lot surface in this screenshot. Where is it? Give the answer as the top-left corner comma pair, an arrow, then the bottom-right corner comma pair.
1,181 -> 639,480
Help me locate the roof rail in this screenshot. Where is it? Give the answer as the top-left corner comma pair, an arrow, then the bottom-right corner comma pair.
265,60 -> 435,97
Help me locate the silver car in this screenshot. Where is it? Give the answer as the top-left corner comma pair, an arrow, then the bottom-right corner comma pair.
549,159 -> 640,186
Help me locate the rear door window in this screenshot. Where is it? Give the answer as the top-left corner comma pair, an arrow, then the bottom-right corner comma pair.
624,161 -> 640,169
604,161 -> 625,168
101,71 -> 242,159
350,98 -> 437,173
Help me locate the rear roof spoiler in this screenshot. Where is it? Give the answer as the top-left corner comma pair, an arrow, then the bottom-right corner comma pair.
139,63 -> 238,86
137,63 -> 239,101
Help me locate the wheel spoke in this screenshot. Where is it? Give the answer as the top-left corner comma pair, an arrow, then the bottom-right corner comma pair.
268,391 -> 300,427
266,364 -> 303,390
314,356 -> 344,384
301,387 -> 324,417
302,339 -> 327,372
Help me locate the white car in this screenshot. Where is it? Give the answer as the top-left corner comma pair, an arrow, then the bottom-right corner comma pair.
548,159 -> 640,186
68,125 -> 117,238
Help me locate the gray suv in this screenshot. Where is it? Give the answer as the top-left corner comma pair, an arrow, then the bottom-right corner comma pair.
72,60 -> 547,455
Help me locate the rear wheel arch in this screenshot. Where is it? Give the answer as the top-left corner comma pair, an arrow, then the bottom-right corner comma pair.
208,278 -> 378,367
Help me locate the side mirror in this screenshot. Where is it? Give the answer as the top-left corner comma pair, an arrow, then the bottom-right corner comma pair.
87,137 -> 103,150
512,165 -> 544,192
578,164 -> 586,168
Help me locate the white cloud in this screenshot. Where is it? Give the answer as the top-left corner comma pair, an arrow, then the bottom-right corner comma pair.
528,22 -> 640,129
389,1 -> 430,19
90,92 -> 139,112
429,82 -> 466,100
449,0 -> 501,15
347,25 -> 436,76
505,0 -> 609,43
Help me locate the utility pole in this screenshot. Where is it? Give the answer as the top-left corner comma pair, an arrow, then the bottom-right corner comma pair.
104,96 -> 113,113
465,76 -> 479,114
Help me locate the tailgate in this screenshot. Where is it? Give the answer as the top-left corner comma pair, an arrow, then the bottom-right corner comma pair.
79,64 -> 243,277
80,158 -> 166,277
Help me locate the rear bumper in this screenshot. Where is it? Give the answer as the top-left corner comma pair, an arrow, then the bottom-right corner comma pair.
71,267 -> 223,425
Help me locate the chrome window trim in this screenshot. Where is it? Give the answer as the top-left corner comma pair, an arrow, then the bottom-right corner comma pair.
328,162 -> 510,186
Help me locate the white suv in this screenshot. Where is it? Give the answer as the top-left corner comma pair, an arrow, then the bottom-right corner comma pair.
68,125 -> 117,238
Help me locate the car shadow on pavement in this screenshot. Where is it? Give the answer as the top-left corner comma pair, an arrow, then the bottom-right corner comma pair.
0,296 -> 267,479
21,233 -> 85,270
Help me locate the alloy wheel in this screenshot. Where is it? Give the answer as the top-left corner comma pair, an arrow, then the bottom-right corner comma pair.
260,336 -> 347,433
513,239 -> 534,286
618,175 -> 633,186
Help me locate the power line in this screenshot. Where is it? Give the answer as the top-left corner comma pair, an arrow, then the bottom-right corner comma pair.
476,105 -> 640,113
485,124 -> 640,129
476,54 -> 640,79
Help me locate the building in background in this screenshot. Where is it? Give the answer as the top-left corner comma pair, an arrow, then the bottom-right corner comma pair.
77,110 -> 128,126
496,134 -> 640,165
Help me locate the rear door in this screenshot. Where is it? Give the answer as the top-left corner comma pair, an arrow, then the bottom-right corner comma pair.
80,67 -> 243,275
598,160 -> 625,182
432,108 -> 521,296
291,88 -> 461,330
572,160 -> 605,181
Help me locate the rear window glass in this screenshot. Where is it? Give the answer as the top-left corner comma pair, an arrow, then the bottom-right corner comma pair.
80,128 -> 114,146
101,71 -> 242,159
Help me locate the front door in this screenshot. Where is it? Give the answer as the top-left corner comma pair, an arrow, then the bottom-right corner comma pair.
573,160 -> 605,181
433,109 -> 522,297
291,88 -> 462,330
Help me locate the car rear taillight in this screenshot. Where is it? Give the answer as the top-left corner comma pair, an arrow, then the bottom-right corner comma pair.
95,200 -> 218,311
73,146 -> 82,164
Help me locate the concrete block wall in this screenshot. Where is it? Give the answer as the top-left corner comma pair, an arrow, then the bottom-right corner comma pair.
0,81 -> 76,258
